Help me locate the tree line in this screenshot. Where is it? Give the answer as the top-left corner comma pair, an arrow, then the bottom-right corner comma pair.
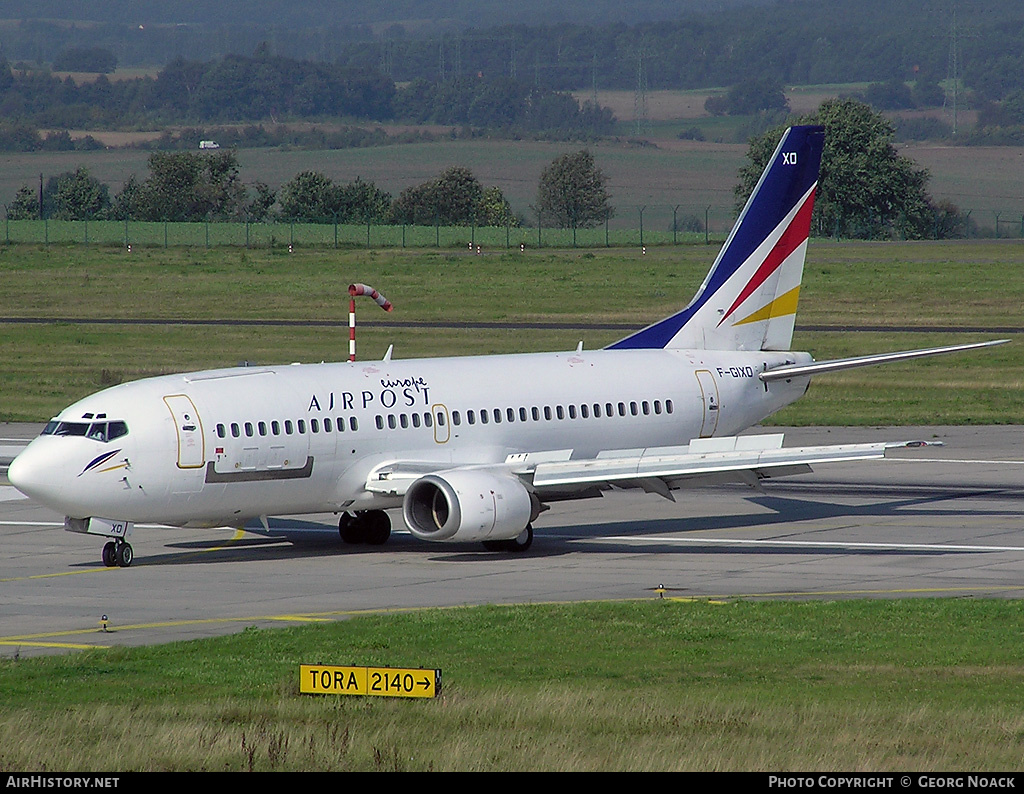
3,1 -> 1024,105
6,149 -> 614,229
6,99 -> 971,240
0,54 -> 614,138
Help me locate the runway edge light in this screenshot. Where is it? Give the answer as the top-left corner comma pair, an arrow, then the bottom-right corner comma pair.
300,664 -> 441,699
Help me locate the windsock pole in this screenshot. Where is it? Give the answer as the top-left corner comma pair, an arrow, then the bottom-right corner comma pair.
347,283 -> 393,362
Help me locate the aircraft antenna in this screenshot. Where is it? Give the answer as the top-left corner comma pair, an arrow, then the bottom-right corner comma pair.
348,284 -> 393,361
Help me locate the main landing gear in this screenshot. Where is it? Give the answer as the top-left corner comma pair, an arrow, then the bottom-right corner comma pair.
101,539 -> 134,568
482,524 -> 533,553
339,510 -> 391,546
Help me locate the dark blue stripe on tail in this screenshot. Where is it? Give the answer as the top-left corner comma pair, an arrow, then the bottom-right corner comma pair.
607,125 -> 825,350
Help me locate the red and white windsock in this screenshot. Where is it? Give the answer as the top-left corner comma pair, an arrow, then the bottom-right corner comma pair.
348,283 -> 393,312
347,283 -> 393,361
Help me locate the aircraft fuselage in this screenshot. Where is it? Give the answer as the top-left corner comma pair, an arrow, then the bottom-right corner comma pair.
10,346 -> 811,527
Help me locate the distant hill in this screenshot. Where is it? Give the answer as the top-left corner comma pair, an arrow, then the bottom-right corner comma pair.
0,0 -> 770,29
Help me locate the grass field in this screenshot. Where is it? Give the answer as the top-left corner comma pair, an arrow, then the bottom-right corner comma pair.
3,599 -> 1024,771
0,239 -> 1019,424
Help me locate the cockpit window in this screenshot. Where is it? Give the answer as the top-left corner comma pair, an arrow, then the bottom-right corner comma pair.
41,420 -> 128,442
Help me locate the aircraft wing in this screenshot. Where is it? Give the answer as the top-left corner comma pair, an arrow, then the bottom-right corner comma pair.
526,433 -> 937,500
364,434 -> 938,502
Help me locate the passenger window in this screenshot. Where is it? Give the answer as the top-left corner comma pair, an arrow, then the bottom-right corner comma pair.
467,410 -> 475,425
311,419 -> 319,433
336,417 -> 345,432
424,413 -> 433,427
412,413 -> 421,428
245,422 -> 254,437
349,418 -> 359,432
324,418 -> 332,432
556,406 -> 564,420
480,410 -> 488,425
216,423 -> 226,439
284,420 -> 293,435
258,421 -> 267,436
387,415 -> 396,429
666,400 -> 674,414
452,411 -> 460,426
493,408 -> 501,424
654,400 -> 662,415
507,407 -> 515,422
297,420 -> 306,434
568,405 -> 577,419
272,420 -> 281,435
375,415 -> 384,430
231,423 -> 240,438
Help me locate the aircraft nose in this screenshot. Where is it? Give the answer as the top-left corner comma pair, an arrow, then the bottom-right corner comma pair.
7,443 -> 62,504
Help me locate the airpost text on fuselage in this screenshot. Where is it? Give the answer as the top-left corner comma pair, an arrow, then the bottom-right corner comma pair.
307,375 -> 431,413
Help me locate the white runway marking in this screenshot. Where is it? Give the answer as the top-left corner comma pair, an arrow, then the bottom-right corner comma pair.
587,535 -> 1024,553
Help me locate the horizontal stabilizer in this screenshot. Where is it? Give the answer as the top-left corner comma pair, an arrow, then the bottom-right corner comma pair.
760,339 -> 1008,382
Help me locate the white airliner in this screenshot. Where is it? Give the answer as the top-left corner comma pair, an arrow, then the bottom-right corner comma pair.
8,125 -> 1005,566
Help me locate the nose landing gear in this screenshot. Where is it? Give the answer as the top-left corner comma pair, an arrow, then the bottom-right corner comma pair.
102,539 -> 134,568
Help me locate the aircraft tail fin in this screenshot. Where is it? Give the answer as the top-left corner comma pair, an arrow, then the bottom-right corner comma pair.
608,125 -> 825,352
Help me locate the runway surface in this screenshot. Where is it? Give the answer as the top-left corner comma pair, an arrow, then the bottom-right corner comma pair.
2,423 -> 1023,656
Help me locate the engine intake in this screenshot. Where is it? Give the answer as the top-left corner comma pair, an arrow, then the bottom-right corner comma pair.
403,469 -> 536,543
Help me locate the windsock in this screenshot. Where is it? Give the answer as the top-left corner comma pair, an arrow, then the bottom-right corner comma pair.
348,283 -> 393,312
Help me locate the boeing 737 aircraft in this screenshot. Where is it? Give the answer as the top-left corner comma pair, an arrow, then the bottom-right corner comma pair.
8,125 -> 1005,566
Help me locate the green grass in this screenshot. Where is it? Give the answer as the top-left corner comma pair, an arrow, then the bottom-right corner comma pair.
0,239 -> 1019,423
2,599 -> 1024,771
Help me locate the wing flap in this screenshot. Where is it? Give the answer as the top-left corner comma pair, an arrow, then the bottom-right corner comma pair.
530,434 -> 936,490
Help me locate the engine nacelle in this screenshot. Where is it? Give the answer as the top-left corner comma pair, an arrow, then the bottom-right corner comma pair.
403,469 -> 536,543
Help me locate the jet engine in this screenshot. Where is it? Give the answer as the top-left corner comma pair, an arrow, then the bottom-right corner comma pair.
402,469 -> 537,543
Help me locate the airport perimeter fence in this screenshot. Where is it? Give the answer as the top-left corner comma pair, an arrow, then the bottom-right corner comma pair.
0,209 -> 726,251
2,205 -> 1022,250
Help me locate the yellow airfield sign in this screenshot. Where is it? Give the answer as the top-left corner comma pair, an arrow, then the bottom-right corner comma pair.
300,664 -> 441,698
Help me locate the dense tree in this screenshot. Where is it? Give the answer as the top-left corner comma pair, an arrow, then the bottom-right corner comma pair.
705,78 -> 789,117
863,79 -> 915,111
6,185 -> 38,219
53,47 -> 117,73
42,167 -> 111,220
279,171 -> 341,221
477,185 -> 518,227
279,171 -> 391,223
336,177 -> 392,224
536,149 -> 612,229
390,166 -> 514,226
735,99 -> 935,239
245,181 -> 277,222
131,150 -> 246,221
